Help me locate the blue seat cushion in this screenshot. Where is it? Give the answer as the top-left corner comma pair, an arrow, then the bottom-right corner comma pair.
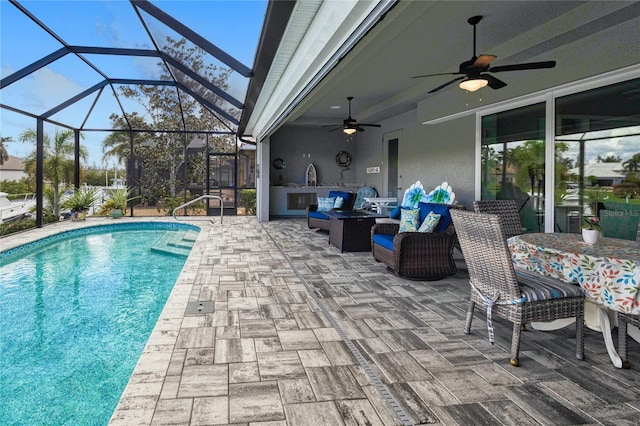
373,234 -> 395,251
418,202 -> 452,233
308,211 -> 329,220
513,269 -> 583,303
329,191 -> 353,208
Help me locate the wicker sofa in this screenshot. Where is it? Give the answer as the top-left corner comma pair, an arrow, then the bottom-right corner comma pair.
306,190 -> 356,231
371,203 -> 463,280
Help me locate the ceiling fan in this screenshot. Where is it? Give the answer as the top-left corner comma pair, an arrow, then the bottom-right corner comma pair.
323,96 -> 381,134
412,15 -> 556,93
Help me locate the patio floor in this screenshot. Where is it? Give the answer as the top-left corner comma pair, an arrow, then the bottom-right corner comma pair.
5,216 -> 640,425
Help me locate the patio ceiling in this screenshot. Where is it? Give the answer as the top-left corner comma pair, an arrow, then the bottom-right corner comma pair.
241,0 -> 640,140
0,0 -> 270,135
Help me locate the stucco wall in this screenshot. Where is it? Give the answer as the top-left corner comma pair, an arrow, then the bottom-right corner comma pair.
269,107 -> 477,212
355,109 -> 476,208
269,126 -> 364,187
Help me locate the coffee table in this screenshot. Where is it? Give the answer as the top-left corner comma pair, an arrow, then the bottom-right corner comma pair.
324,210 -> 388,252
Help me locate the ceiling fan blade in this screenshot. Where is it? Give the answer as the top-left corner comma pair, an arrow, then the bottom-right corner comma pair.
428,76 -> 466,93
359,123 -> 381,128
322,124 -> 342,128
483,74 -> 507,90
412,71 -> 463,79
490,60 -> 556,73
356,126 -> 366,132
472,54 -> 496,68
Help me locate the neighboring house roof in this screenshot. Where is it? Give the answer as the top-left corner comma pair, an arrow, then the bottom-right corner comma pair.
0,155 -> 25,172
569,162 -> 626,178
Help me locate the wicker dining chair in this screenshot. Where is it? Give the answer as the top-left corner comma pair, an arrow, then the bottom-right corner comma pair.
473,199 -> 523,239
450,209 -> 585,366
618,312 -> 640,368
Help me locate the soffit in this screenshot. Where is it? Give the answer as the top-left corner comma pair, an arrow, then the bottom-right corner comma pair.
244,0 -> 384,140
244,0 -> 640,138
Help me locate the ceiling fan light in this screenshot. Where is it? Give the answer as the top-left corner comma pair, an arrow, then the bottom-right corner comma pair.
459,77 -> 488,92
343,127 -> 357,135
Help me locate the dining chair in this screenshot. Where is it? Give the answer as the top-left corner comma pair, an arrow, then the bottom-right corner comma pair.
618,312 -> 640,368
473,199 -> 523,239
450,209 -> 585,366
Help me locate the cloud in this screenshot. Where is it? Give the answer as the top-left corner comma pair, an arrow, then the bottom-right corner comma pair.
562,126 -> 640,163
2,67 -> 86,112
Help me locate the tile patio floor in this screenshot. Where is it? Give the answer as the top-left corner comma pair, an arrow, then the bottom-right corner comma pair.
4,216 -> 640,425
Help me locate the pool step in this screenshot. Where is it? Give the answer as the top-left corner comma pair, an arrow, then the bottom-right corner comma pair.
150,231 -> 197,257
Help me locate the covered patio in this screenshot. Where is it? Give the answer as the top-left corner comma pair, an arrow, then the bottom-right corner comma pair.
3,216 -> 640,424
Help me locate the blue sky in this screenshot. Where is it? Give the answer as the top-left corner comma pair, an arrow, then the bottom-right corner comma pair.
1,0 -> 267,168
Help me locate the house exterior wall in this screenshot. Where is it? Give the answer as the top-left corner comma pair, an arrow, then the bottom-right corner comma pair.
0,156 -> 27,182
0,169 -> 26,182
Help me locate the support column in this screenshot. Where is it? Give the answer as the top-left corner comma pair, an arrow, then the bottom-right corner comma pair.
35,119 -> 44,228
256,137 -> 270,222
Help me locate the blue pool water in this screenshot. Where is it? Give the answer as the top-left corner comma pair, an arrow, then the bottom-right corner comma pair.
0,222 -> 199,425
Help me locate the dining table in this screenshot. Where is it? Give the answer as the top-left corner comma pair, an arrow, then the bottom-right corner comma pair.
508,232 -> 640,368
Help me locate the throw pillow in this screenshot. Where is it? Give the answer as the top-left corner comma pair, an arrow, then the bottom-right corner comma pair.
398,208 -> 420,233
329,191 -> 353,209
334,196 -> 344,209
417,211 -> 441,233
418,202 -> 453,233
390,206 -> 401,220
317,197 -> 336,212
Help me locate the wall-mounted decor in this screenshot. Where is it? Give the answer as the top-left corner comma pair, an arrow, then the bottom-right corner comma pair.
305,163 -> 317,187
335,151 -> 352,168
272,157 -> 286,169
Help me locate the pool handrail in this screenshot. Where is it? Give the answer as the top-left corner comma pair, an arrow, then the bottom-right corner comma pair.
172,195 -> 223,224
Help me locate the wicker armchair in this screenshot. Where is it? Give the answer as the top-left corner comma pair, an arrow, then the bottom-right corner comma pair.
473,199 -> 523,239
450,209 -> 584,366
618,312 -> 640,368
371,204 -> 463,280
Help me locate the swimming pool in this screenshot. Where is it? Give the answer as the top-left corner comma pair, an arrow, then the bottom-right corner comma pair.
0,222 -> 199,425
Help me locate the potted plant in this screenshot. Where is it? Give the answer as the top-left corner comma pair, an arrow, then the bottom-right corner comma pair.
62,188 -> 99,221
581,215 -> 602,245
100,188 -> 138,218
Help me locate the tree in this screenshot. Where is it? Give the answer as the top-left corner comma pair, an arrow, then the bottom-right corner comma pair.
597,154 -> 622,163
622,153 -> 640,173
0,135 -> 12,165
106,36 -> 238,203
102,112 -> 152,166
19,129 -> 88,215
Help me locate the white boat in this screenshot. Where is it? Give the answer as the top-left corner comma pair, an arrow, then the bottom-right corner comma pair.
0,192 -> 36,223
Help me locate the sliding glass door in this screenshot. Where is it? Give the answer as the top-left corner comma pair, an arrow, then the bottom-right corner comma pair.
480,103 -> 546,233
555,78 -> 640,234
480,76 -> 640,234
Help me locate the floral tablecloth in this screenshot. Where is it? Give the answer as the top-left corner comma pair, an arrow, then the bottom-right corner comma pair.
508,233 -> 640,315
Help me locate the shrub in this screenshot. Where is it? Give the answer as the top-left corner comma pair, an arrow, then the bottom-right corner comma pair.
0,212 -> 58,236
62,188 -> 100,212
240,189 -> 257,215
612,181 -> 640,199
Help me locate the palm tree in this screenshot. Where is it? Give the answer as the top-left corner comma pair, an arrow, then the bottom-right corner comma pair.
622,153 -> 640,174
102,112 -> 151,166
0,135 -> 13,165
19,129 -> 88,215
